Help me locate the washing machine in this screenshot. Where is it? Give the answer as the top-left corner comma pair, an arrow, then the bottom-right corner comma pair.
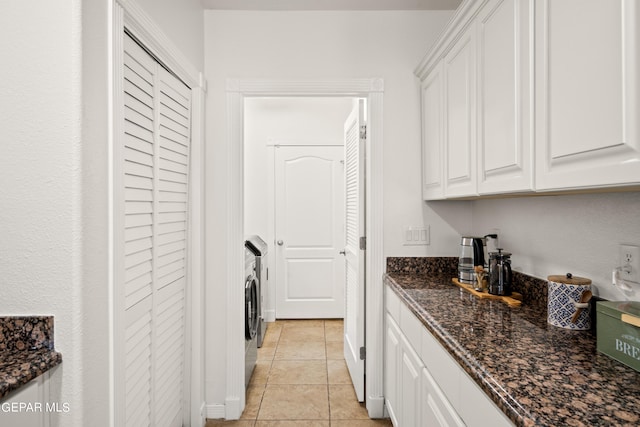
245,236 -> 268,348
244,247 -> 258,387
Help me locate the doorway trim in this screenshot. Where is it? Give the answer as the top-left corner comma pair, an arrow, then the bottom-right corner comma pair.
226,78 -> 385,419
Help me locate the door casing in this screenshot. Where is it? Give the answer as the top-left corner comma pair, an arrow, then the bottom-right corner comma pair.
225,78 -> 385,419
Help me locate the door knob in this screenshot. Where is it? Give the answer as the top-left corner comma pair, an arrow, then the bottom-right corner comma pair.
277,240 -> 284,246
339,250 -> 346,255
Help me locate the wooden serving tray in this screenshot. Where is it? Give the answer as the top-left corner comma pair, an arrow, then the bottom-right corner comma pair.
451,278 -> 522,307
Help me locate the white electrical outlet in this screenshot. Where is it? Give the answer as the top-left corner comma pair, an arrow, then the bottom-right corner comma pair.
619,244 -> 640,284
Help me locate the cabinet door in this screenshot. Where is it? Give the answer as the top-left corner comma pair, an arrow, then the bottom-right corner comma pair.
444,22 -> 478,197
535,0 -> 640,190
422,63 -> 445,200
477,0 -> 533,194
0,375 -> 48,427
400,335 -> 423,427
385,313 -> 401,426
421,367 -> 465,427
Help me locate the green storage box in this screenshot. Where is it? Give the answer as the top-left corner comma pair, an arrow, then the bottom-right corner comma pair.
596,301 -> 640,372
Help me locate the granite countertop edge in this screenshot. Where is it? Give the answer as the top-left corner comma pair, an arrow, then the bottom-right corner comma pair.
0,348 -> 62,400
385,273 -> 535,427
0,315 -> 62,400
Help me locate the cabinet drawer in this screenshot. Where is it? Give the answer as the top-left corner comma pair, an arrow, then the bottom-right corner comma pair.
385,287 -> 401,323
420,325 -> 461,410
399,302 -> 422,352
459,369 -> 513,427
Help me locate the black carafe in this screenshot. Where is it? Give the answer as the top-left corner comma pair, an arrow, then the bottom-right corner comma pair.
488,249 -> 512,296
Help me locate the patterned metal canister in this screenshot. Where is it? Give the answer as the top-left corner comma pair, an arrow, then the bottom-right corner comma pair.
547,273 -> 592,330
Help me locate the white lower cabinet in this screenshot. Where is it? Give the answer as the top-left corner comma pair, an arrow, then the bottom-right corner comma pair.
400,335 -> 423,427
421,366 -> 464,427
0,373 -> 50,427
385,312 -> 401,426
385,288 -> 513,427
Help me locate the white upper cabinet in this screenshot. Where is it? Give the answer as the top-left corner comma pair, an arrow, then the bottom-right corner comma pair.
444,22 -> 478,197
477,0 -> 533,195
417,0 -> 640,199
421,64 -> 445,200
534,0 -> 640,191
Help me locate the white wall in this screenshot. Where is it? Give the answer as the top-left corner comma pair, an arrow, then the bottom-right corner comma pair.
1,1 -> 86,425
244,97 -> 353,238
472,192 -> 640,301
204,9 -> 455,409
0,1 -> 203,426
134,0 -> 205,71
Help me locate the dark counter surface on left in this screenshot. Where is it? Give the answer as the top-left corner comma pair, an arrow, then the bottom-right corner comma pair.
0,316 -> 62,399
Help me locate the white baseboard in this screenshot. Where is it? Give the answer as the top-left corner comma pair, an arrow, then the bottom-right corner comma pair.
205,396 -> 243,421
205,404 -> 225,420
367,395 -> 386,419
224,396 -> 242,420
264,309 -> 276,322
195,401 -> 206,426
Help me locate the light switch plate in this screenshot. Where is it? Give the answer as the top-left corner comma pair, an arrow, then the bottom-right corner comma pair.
403,226 -> 429,246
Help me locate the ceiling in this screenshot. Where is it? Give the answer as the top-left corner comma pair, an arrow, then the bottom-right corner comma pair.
203,0 -> 463,11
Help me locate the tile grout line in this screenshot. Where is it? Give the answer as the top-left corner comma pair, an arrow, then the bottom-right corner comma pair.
324,320 -> 333,423
254,322 -> 279,423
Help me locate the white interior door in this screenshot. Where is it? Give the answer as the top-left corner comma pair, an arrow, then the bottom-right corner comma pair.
274,145 -> 345,318
343,100 -> 366,401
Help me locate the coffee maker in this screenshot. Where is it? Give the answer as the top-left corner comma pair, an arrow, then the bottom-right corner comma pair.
458,234 -> 497,284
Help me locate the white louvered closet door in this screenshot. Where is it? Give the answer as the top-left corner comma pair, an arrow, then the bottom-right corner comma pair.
343,99 -> 366,402
119,33 -> 191,427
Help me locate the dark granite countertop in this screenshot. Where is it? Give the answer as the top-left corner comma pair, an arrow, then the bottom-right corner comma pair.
385,270 -> 640,427
0,317 -> 62,399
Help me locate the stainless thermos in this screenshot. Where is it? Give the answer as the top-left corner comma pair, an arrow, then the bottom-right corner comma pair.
458,237 -> 486,284
458,234 -> 498,285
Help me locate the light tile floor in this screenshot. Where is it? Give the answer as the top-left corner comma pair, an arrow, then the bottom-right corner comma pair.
206,319 -> 393,427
